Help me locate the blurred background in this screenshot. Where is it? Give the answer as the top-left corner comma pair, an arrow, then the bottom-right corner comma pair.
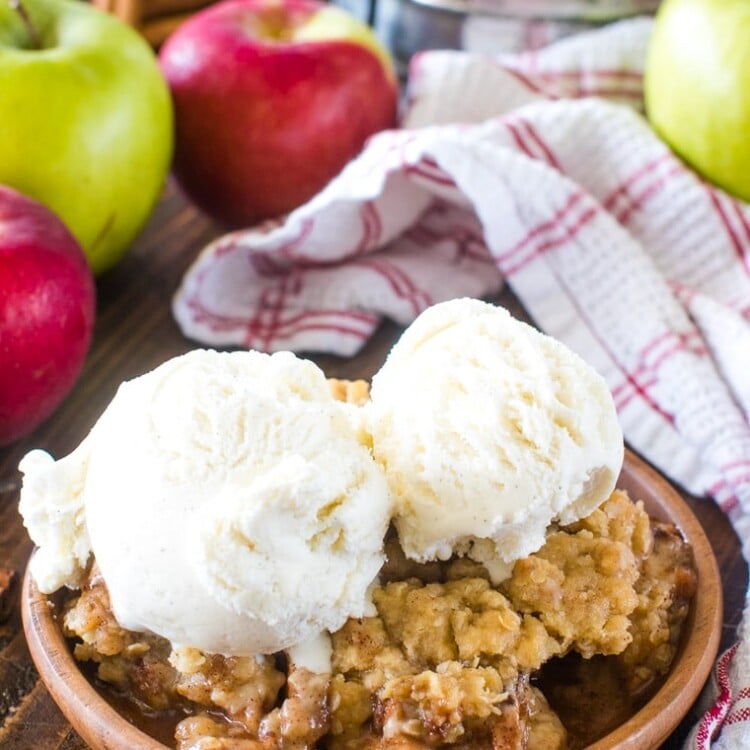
93,0 -> 662,67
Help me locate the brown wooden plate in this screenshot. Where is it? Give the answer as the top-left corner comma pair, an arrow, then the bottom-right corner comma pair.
22,449 -> 722,750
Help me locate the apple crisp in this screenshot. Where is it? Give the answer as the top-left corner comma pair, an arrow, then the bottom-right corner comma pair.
60,486 -> 696,750
57,380 -> 697,749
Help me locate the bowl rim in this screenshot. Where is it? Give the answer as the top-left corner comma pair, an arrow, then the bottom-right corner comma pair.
22,448 -> 722,750
23,578 -> 168,750
586,449 -> 722,749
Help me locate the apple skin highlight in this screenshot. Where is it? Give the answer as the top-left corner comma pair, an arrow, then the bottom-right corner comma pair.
0,186 -> 95,446
159,0 -> 398,226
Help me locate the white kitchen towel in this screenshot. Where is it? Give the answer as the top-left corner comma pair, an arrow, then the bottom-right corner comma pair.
173,19 -> 750,747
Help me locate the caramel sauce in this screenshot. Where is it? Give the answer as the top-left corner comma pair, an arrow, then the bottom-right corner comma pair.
79,660 -> 184,747
81,651 -> 670,750
536,653 -> 664,749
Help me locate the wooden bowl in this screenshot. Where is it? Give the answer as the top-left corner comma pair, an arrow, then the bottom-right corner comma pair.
22,449 -> 722,750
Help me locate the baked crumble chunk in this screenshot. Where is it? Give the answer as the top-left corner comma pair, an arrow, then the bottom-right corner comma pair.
62,489 -> 696,750
328,379 -> 371,407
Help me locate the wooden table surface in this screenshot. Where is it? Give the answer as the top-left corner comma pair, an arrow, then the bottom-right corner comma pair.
0,184 -> 746,749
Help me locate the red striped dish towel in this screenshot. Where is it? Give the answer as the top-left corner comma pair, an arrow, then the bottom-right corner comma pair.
173,19 -> 750,747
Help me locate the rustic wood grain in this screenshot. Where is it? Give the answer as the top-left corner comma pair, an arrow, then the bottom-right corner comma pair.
137,0 -> 213,21
91,0 -> 214,46
0,183 -> 746,749
0,569 -> 17,623
138,13 -> 197,46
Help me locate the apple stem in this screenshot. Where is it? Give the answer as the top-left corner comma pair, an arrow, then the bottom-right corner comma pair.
8,0 -> 42,49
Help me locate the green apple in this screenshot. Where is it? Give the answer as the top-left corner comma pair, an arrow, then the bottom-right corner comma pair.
0,0 -> 173,274
645,0 -> 750,202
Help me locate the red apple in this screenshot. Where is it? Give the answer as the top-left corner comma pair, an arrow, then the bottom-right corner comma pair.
159,0 -> 398,226
0,186 -> 95,446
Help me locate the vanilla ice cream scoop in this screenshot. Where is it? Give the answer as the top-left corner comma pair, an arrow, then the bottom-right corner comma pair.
20,349 -> 391,656
367,298 -> 623,571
